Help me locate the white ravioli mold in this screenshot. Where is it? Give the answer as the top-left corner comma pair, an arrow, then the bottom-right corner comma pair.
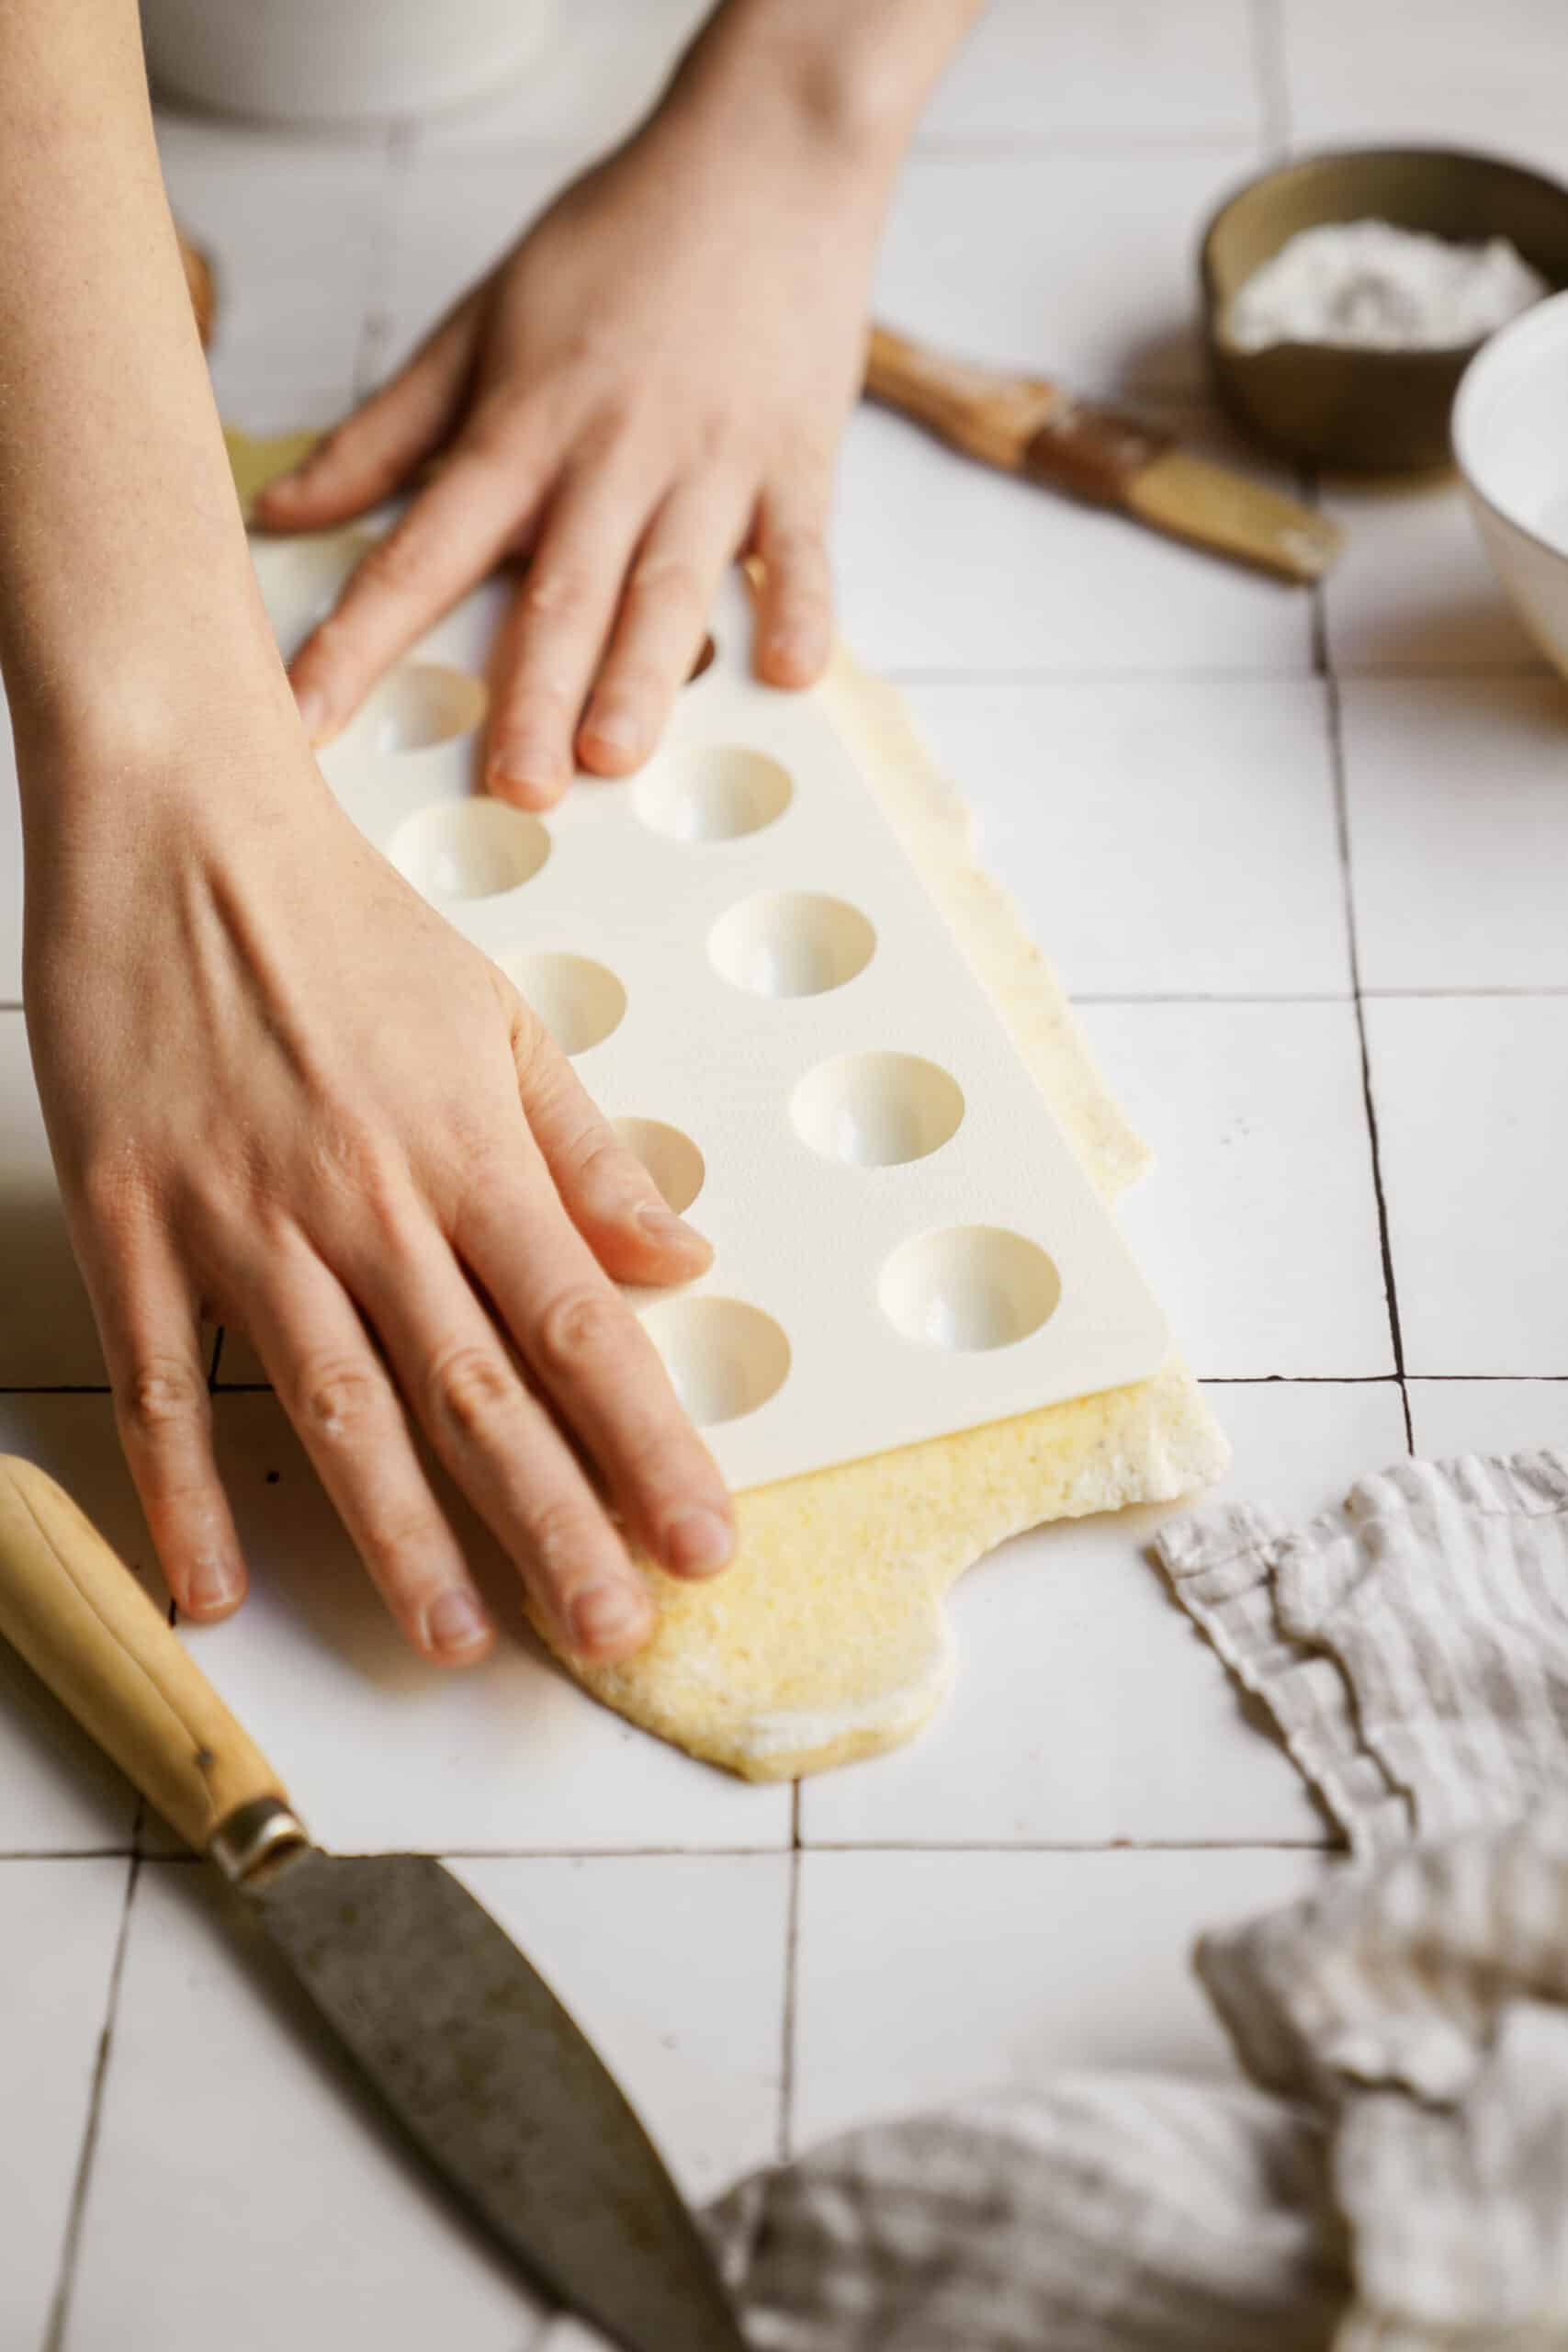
252,544 -> 1168,1490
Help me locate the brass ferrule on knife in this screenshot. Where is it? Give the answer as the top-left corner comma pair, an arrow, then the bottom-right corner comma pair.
209,1795 -> 310,1886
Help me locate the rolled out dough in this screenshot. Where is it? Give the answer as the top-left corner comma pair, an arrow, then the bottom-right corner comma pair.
225,424 -> 1227,1782
539,647 -> 1228,1780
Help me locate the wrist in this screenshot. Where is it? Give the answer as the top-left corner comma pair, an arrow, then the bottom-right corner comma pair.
15,658 -> 321,881
670,0 -> 976,179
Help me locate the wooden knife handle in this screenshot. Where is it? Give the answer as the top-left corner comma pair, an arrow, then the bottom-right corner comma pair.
0,1455 -> 288,1856
864,322 -> 1173,505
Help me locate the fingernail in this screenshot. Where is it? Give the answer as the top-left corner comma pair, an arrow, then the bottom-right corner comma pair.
637,1203 -> 705,1250
583,707 -> 638,756
665,1507 -> 735,1577
570,1580 -> 650,1653
490,733 -> 561,783
426,1588 -> 492,1658
187,1555 -> 241,1613
294,685 -> 327,741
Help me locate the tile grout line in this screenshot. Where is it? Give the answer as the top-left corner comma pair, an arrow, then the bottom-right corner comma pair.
1248,0 -> 1292,155
777,1785 -> 803,2165
41,1853 -> 142,2352
350,119 -> 414,402
1318,645 -> 1416,1452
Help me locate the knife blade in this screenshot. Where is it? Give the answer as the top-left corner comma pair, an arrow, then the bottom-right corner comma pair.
0,1455 -> 747,2352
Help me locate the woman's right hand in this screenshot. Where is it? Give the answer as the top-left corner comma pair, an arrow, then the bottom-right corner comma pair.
21,723 -> 735,1667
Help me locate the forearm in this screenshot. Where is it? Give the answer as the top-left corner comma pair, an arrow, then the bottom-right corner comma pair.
0,0 -> 289,801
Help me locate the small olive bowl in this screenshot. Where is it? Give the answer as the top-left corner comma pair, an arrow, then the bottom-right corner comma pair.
1453,288 -> 1568,679
1200,146 -> 1568,472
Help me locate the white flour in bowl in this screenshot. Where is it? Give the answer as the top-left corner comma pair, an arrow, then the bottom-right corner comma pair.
1226,219 -> 1547,352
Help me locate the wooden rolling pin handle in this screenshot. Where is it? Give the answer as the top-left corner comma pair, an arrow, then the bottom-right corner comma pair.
864,322 -> 1174,507
0,1456 -> 290,1859
864,323 -> 1063,470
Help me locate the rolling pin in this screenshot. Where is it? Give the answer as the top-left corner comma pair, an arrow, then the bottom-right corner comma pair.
863,323 -> 1341,584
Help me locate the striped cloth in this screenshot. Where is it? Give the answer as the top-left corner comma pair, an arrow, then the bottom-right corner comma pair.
703,1447 -> 1568,2352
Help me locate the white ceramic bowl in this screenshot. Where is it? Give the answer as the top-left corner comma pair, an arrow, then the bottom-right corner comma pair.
1453,288 -> 1568,678
141,0 -> 555,126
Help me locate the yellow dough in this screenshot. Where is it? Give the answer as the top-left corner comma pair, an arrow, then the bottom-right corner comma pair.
226,422 -> 1227,1782
544,648 -> 1227,1780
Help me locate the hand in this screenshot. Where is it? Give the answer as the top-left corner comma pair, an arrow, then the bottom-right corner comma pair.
23,735 -> 735,1666
254,69 -> 893,804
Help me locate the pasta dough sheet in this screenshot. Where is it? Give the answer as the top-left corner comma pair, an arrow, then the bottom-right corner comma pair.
538,647 -> 1227,1780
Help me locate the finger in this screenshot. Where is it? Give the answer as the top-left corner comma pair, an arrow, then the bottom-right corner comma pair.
513,1023 -> 712,1286
254,300 -> 479,533
338,1216 -> 657,1663
750,476 -> 834,688
87,1228 -> 248,1623
456,1160 -> 736,1584
288,442 -> 526,744
243,1236 -> 497,1667
576,470 -> 750,776
484,456 -> 658,810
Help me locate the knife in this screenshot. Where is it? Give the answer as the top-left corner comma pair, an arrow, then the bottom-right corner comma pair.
863,322 -> 1343,584
0,1455 -> 747,2352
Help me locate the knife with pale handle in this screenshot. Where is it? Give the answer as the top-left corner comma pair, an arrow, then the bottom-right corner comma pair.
0,1454 -> 747,2352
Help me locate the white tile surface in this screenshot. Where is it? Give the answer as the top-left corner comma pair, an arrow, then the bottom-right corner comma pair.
1079,1000 -> 1394,1378
1343,678 -> 1568,993
0,1012 -> 108,1385
919,0 -> 1259,144
907,679 -> 1349,996
1280,0 -> 1568,177
0,1859 -> 129,2351
800,1378 -> 1406,1852
153,113 -> 387,395
793,1846 -> 1326,2149
1367,995 -> 1568,1377
836,402 -> 1314,677
66,1854 -> 781,2347
1407,1378 -> 1567,1461
874,148 -> 1257,395
0,1396 -> 162,1853
184,1392 -> 793,1854
1321,477 -> 1545,676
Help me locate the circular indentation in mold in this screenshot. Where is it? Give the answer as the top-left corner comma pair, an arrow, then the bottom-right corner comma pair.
791,1052 -> 964,1168
391,800 -> 550,899
354,662 -> 488,753
878,1227 -> 1061,1352
611,1118 -> 705,1213
686,633 -> 717,684
708,892 -> 874,999
639,1297 -> 790,1425
501,952 -> 626,1055
254,527 -> 378,657
634,746 -> 793,844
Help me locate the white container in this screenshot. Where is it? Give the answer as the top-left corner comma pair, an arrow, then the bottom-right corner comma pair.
1453,288 -> 1568,679
141,0 -> 555,127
